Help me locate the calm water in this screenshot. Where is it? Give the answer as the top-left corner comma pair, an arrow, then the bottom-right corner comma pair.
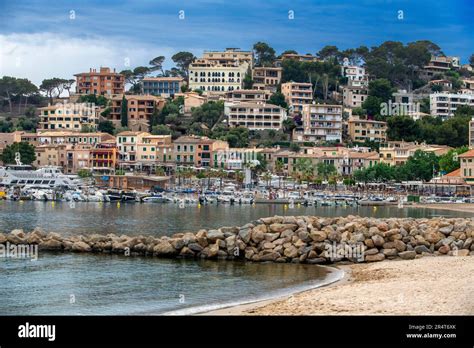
0,201 -> 471,236
0,201 -> 471,315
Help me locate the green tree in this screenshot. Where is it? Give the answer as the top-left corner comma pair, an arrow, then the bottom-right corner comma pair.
438,146 -> 469,174
362,96 -> 383,117
404,150 -> 439,181
1,142 -> 36,165
243,66 -> 253,89
171,52 -> 195,78
368,78 -> 393,102
120,95 -> 128,127
268,92 -> 288,108
151,125 -> 173,135
98,120 -> 115,135
387,116 -> 420,141
316,45 -> 340,61
316,162 -> 336,180
253,42 -> 276,67
192,101 -> 224,128
149,56 -> 165,75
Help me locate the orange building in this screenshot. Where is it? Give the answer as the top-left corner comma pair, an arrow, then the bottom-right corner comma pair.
108,95 -> 166,131
90,140 -> 118,172
75,67 -> 124,96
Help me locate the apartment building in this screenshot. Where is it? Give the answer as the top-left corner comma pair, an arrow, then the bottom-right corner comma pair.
188,58 -> 250,92
275,53 -> 319,67
422,55 -> 460,79
64,144 -> 92,173
0,131 -> 24,158
21,131 -> 114,146
342,85 -> 368,108
37,103 -> 99,131
252,67 -> 282,92
459,150 -> 474,185
266,146 -> 378,177
348,116 -> 387,143
379,141 -> 451,166
224,102 -> 287,130
34,144 -> 66,168
75,67 -> 124,95
116,131 -> 149,166
430,92 -> 474,119
174,135 -> 228,168
293,104 -> 342,143
341,65 -> 366,81
141,77 -> 184,97
281,82 -> 313,113
202,48 -> 254,67
90,140 -> 118,172
225,89 -> 268,103
109,94 -> 166,131
136,135 -> 173,166
213,147 -> 262,170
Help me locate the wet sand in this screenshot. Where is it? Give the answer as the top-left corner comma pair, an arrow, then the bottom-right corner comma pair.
205,256 -> 474,315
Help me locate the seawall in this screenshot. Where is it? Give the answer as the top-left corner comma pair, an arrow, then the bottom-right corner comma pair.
1,215 -> 473,263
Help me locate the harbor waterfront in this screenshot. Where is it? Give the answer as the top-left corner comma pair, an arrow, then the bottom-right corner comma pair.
0,200 -> 472,236
0,211 -> 472,315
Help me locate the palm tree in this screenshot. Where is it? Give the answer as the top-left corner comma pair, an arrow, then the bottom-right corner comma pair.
295,158 -> 314,183
234,171 -> 245,188
217,169 -> 227,190
262,172 -> 272,188
274,160 -> 285,188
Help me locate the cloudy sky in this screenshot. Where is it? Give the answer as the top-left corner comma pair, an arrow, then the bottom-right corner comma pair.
0,0 -> 473,87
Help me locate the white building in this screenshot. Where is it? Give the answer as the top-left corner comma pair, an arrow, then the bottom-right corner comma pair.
293,104 -> 343,143
430,92 -> 474,119
188,58 -> 250,93
341,64 -> 366,82
224,101 -> 287,130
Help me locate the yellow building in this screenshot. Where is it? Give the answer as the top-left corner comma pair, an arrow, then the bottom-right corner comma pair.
380,141 -> 451,166
38,103 -> 99,131
348,116 -> 387,143
459,150 -> 474,185
252,67 -> 282,92
281,82 -> 313,113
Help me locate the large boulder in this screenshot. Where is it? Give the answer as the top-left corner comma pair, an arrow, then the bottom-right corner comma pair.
398,251 -> 416,260
365,253 -> 385,262
39,239 -> 63,250
153,241 -> 178,256
206,230 -> 225,242
71,241 -> 91,252
269,223 -> 297,233
371,234 -> 385,247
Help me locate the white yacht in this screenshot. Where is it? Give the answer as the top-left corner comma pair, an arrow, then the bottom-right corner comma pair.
0,165 -> 77,189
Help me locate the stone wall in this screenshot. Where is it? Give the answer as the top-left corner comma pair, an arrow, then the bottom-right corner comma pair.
1,215 -> 473,264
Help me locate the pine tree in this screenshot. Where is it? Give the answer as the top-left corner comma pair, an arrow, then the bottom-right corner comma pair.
120,95 -> 128,127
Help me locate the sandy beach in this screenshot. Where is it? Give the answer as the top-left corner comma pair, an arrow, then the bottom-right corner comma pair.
206,256 -> 474,315
413,203 -> 474,214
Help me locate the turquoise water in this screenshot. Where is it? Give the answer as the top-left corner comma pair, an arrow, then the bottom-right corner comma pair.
0,201 -> 470,315
0,252 -> 338,315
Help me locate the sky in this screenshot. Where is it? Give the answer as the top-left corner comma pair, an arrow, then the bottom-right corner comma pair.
0,0 -> 473,87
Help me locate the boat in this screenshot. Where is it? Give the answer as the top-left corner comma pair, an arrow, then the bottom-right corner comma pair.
142,194 -> 170,203
0,165 -> 77,189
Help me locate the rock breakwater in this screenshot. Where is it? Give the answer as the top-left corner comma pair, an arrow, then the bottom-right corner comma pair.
1,215 -> 473,264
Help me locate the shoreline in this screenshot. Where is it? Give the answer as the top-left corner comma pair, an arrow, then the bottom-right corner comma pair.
202,264 -> 350,315
205,256 -> 473,315
411,203 -> 474,214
